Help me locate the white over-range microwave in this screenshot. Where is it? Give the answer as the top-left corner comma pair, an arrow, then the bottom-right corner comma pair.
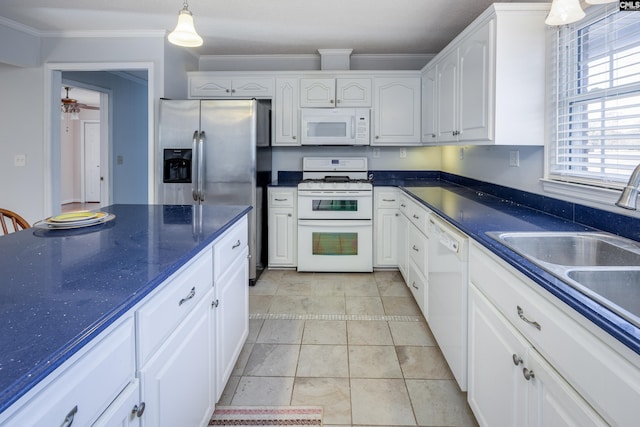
300,108 -> 370,145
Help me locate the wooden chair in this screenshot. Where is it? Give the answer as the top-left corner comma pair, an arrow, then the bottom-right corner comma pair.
0,208 -> 30,235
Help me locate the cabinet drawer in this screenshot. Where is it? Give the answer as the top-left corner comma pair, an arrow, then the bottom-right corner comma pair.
408,225 -> 428,275
214,217 -> 248,281
269,189 -> 296,208
407,259 -> 427,315
470,243 -> 640,426
3,317 -> 135,427
375,188 -> 399,208
137,248 -> 212,366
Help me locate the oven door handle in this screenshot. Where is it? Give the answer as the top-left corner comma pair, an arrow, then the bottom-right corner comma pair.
298,219 -> 372,227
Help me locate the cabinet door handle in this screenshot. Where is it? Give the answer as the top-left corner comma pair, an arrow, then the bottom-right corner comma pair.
61,405 -> 78,427
400,203 -> 406,208
212,299 -> 219,308
523,368 -> 535,381
382,198 -> 396,202
413,214 -> 420,219
292,135 -> 296,140
288,213 -> 292,217
274,198 -> 288,201
179,287 -> 196,306
412,282 -> 419,290
132,402 -> 146,417
412,245 -> 419,252
517,305 -> 541,330
512,354 -> 523,366
232,240 -> 241,249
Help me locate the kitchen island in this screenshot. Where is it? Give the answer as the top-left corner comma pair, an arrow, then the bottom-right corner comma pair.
0,204 -> 251,425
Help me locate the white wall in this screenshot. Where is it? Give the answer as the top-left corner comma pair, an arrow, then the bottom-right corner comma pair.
0,64 -> 45,225
441,145 -> 545,194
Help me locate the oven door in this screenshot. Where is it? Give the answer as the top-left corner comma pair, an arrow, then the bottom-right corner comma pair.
297,191 -> 372,220
297,220 -> 373,272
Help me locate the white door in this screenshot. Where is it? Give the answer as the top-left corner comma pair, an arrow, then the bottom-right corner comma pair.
83,121 -> 101,202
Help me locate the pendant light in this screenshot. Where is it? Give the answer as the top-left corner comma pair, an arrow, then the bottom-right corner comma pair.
168,1 -> 203,47
545,0 -> 586,25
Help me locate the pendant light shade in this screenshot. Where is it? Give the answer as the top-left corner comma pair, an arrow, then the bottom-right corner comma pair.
545,0 -> 586,25
168,1 -> 203,47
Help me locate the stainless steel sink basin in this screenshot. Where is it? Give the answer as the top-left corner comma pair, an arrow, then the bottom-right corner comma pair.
487,231 -> 640,267
486,231 -> 640,327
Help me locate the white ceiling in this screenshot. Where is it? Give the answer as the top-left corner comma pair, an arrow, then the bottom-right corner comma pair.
0,0 -> 550,56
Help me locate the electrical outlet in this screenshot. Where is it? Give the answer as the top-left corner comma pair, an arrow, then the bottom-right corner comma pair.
509,150 -> 520,167
399,148 -> 407,158
373,148 -> 380,158
14,154 -> 26,167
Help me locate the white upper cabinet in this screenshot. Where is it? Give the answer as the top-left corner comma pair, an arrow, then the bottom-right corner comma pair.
189,74 -> 274,98
300,77 -> 372,107
372,76 -> 421,145
421,64 -> 437,143
423,3 -> 549,145
274,77 -> 300,146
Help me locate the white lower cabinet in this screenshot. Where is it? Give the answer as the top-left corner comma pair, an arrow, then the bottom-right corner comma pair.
92,380 -> 141,427
139,287 -> 215,427
468,242 -> 640,426
214,247 -> 249,401
374,187 -> 399,268
0,316 -> 136,427
468,284 -> 606,427
268,187 -> 297,267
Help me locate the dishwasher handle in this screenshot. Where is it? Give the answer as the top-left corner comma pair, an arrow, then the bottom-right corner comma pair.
430,218 -> 462,255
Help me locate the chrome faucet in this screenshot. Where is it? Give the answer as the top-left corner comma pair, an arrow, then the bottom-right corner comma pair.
616,163 -> 640,210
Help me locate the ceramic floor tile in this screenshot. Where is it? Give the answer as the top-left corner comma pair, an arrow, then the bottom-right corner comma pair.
311,281 -> 346,296
308,296 -> 346,314
302,320 -> 347,345
396,346 -> 454,380
406,379 -> 478,426
344,280 -> 381,297
351,378 -> 416,426
349,345 -> 403,379
243,343 -> 300,377
249,295 -> 272,314
345,296 -> 385,315
231,376 -> 294,406
376,279 -> 412,297
347,320 -> 394,345
256,319 -> 304,344
276,281 -> 315,296
268,295 -> 346,315
247,318 -> 264,343
297,345 -> 349,377
291,377 -> 351,425
381,296 -> 423,316
218,375 -> 240,405
249,279 -> 279,295
232,342 -> 254,376
388,321 -> 437,346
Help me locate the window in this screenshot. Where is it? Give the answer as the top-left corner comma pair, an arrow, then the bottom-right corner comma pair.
549,5 -> 640,189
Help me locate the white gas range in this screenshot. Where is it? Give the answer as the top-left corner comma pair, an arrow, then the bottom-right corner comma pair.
297,157 -> 373,272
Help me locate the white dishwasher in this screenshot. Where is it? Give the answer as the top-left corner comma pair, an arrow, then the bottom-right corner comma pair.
427,213 -> 469,391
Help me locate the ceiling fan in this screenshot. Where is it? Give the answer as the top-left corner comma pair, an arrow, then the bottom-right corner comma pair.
61,86 -> 99,119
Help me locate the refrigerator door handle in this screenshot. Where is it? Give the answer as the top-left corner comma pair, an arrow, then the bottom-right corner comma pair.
191,130 -> 199,202
198,130 -> 206,202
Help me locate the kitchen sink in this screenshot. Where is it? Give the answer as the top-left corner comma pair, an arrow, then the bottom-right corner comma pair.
486,231 -> 640,327
486,231 -> 640,267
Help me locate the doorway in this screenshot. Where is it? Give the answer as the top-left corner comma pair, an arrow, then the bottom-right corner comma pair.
60,84 -> 105,213
45,62 -> 153,217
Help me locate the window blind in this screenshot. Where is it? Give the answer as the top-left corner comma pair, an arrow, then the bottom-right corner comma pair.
549,5 -> 640,188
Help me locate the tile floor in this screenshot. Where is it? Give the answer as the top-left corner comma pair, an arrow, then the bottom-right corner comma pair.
218,269 -> 479,427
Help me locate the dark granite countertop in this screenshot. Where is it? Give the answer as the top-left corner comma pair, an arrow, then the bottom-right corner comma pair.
0,204 -> 251,414
400,182 -> 640,357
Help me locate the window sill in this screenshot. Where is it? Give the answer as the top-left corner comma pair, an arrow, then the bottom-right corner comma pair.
540,178 -> 640,218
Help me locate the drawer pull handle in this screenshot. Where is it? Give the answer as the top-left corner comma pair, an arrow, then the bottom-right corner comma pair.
517,305 -> 541,330
212,299 -> 219,308
179,287 -> 196,306
412,282 -> 419,290
412,245 -> 419,252
382,198 -> 396,202
512,354 -> 523,366
413,214 -> 420,219
274,198 -> 288,201
61,405 -> 78,427
400,203 -> 406,207
523,368 -> 535,381
132,402 -> 146,417
232,240 -> 241,249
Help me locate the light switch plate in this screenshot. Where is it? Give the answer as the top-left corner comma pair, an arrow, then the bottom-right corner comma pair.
14,154 -> 26,167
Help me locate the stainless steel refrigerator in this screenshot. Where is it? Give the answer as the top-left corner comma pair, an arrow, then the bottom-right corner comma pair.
158,99 -> 272,284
